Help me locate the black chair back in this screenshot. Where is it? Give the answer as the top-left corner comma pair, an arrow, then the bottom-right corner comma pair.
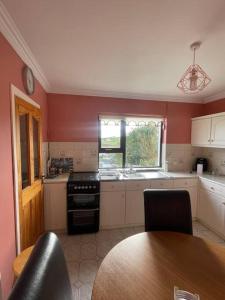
144,189 -> 193,235
8,232 -> 73,300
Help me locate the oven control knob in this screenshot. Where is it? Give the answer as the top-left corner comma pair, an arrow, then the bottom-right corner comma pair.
78,186 -> 80,189
74,186 -> 77,189
85,186 -> 88,189
93,185 -> 96,189
89,186 -> 92,189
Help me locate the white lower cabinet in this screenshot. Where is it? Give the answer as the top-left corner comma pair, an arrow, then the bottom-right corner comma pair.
44,183 -> 67,231
125,191 -> 145,225
100,191 -> 126,227
198,188 -> 225,235
100,178 -> 199,229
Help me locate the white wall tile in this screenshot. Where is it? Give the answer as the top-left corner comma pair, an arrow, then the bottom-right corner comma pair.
165,144 -> 202,172
49,142 -> 98,172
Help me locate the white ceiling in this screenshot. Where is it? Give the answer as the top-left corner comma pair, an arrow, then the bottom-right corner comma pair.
2,0 -> 225,102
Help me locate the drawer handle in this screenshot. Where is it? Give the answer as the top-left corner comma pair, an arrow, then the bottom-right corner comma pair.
210,187 -> 215,190
222,202 -> 225,205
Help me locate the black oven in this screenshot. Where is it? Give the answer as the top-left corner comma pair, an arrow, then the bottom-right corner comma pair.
67,174 -> 100,234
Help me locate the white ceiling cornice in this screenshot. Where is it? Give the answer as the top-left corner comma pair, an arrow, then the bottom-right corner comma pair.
203,89 -> 225,103
0,1 -> 50,92
50,88 -> 204,103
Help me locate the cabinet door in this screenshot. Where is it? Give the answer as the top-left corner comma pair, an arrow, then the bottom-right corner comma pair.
198,189 -> 224,234
211,115 -> 225,146
191,118 -> 211,146
125,191 -> 144,225
150,179 -> 173,189
100,191 -> 125,227
44,183 -> 67,230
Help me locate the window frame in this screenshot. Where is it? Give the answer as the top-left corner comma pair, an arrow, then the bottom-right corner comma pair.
98,116 -> 163,169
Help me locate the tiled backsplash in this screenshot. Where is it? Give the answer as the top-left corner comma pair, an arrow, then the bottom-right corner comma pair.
165,144 -> 202,172
42,142 -> 205,174
200,147 -> 225,175
48,142 -> 98,172
42,142 -> 49,176
43,142 -> 202,173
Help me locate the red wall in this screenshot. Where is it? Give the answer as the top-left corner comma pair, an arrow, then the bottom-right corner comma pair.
204,98 -> 225,115
0,33 -> 47,299
47,94 -> 203,144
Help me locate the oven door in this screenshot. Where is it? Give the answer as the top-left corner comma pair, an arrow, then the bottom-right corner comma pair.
67,193 -> 100,210
67,208 -> 99,234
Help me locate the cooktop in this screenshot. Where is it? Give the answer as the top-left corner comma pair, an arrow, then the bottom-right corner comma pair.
68,172 -> 99,182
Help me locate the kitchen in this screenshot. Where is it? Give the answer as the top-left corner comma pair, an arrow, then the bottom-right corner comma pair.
2,1 -> 225,299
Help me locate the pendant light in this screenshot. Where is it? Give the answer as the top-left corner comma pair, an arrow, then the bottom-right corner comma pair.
177,42 -> 211,94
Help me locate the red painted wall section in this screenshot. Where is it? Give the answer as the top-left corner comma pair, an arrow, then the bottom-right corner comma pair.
0,32 -> 47,299
166,102 -> 203,144
204,98 -> 225,115
47,93 -> 203,144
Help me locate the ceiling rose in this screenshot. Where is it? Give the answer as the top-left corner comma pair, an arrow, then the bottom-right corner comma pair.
177,42 -> 211,94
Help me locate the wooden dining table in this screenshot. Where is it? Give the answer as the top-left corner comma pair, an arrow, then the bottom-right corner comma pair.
92,232 -> 225,300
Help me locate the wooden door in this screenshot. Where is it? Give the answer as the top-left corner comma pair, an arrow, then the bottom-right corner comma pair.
15,97 -> 44,251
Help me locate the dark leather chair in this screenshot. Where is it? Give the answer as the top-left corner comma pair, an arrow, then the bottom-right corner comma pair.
8,232 -> 73,300
144,189 -> 193,235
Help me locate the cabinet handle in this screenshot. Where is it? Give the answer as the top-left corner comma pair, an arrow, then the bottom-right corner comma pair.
211,139 -> 214,142
210,187 -> 214,190
208,139 -> 210,142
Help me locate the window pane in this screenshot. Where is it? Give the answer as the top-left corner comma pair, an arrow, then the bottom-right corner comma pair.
19,114 -> 30,189
100,119 -> 121,148
33,118 -> 40,179
99,153 -> 123,168
125,119 -> 161,168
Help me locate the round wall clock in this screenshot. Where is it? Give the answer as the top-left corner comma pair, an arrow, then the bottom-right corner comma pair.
23,66 -> 35,95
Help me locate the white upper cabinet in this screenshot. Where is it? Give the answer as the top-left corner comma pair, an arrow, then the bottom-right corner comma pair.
211,115 -> 225,146
191,117 -> 211,146
191,112 -> 225,148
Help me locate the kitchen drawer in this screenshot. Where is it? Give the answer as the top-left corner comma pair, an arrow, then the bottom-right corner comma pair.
173,178 -> 197,188
101,181 -> 125,192
126,180 -> 150,191
150,179 -> 173,189
199,178 -> 225,196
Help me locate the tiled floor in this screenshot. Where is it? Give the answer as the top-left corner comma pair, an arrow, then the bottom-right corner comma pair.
57,222 -> 225,300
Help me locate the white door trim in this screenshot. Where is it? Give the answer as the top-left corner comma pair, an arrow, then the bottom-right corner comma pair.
11,84 -> 40,254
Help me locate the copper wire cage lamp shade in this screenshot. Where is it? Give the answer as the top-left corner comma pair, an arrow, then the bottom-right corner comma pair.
177,42 -> 211,94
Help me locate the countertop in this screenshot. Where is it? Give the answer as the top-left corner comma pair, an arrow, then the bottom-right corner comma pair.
43,171 -> 225,187
43,173 -> 70,184
199,174 -> 225,186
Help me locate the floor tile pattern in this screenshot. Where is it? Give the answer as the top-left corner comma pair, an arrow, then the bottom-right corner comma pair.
57,222 -> 225,300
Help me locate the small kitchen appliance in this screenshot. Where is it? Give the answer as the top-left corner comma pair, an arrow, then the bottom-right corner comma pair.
67,172 -> 100,234
194,158 -> 208,172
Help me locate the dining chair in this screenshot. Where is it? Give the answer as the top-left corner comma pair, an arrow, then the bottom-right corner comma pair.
8,232 -> 73,300
144,189 -> 193,234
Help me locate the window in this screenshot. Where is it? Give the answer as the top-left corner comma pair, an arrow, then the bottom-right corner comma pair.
99,116 -> 163,169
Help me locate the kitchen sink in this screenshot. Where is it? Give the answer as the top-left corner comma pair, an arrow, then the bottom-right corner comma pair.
123,173 -> 145,179
100,175 -> 120,180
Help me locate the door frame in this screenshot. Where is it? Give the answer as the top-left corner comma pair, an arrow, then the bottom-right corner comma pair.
11,84 -> 40,254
